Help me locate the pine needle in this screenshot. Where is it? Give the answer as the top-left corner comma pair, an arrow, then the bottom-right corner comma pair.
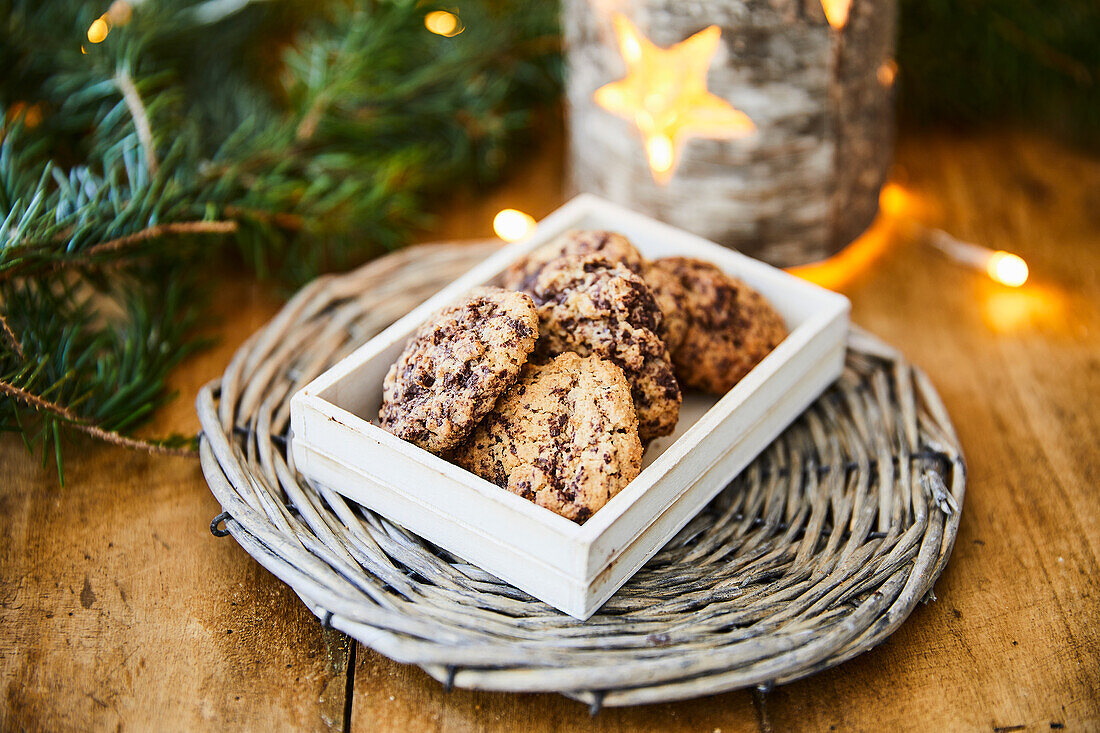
0,0 -> 560,481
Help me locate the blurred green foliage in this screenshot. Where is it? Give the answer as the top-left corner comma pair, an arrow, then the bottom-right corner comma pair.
898,0 -> 1099,146
0,0 -> 559,478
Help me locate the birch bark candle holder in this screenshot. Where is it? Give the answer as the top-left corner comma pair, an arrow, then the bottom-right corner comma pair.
564,0 -> 897,267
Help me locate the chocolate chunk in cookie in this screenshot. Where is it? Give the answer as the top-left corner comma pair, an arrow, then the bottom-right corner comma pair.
456,353 -> 642,523
645,257 -> 788,394
642,259 -> 690,354
532,255 -> 681,442
379,287 -> 538,454
500,230 -> 645,294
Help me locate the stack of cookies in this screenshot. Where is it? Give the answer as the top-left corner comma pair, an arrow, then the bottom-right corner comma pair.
379,231 -> 788,523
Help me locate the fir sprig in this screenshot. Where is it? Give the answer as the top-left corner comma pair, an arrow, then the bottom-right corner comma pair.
0,0 -> 560,479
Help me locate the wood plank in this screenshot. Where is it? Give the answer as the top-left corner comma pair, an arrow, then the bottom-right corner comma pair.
0,280 -> 353,731
349,130 -> 1099,730
351,648 -> 762,732
3,121 -> 1098,730
761,132 -> 1100,730
0,117 -> 576,730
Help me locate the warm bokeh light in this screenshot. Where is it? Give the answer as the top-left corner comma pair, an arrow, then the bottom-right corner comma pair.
87,17 -> 109,43
645,135 -> 674,174
594,14 -> 754,184
927,229 -> 1031,288
877,182 -> 911,217
7,102 -> 43,129
821,0 -> 852,29
788,183 -> 915,290
493,209 -> 536,242
982,285 -> 1063,333
787,216 -> 895,291
620,24 -> 642,64
106,0 -> 133,26
793,181 -> 1032,297
878,60 -> 898,87
424,10 -> 462,37
986,251 -> 1029,288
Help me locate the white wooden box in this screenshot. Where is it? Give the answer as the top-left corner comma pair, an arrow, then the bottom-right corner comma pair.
290,195 -> 850,619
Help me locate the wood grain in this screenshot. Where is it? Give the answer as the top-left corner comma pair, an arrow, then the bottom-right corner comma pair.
3,128 -> 1099,730
0,279 -> 354,731
760,132 -> 1100,732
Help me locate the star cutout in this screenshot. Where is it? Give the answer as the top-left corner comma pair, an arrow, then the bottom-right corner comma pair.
594,14 -> 755,184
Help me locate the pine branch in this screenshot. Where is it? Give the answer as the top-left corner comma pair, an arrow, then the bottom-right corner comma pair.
85,220 -> 238,257
0,312 -> 23,359
0,0 -> 561,480
0,378 -> 193,457
898,0 -> 1099,146
114,68 -> 159,176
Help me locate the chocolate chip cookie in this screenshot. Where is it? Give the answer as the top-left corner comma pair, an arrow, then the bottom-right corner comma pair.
456,352 -> 642,523
645,257 -> 788,394
500,230 -> 645,294
642,259 -> 690,354
379,287 -> 538,454
532,255 -> 681,442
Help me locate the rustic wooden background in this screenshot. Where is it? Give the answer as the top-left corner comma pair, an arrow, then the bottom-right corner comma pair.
2,128 -> 1098,731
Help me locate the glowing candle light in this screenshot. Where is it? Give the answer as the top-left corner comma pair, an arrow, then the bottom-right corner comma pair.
927,229 -> 1029,287
593,14 -> 754,184
424,10 -> 462,37
878,59 -> 898,87
645,135 -> 674,176
821,0 -> 852,29
493,209 -> 536,243
87,17 -> 109,43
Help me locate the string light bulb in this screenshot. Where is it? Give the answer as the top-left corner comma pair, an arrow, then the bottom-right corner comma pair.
877,182 -> 912,217
493,209 -> 536,242
790,184 -> 1030,291
986,251 -> 1029,288
927,229 -> 1029,288
424,10 -> 462,37
87,17 -> 109,43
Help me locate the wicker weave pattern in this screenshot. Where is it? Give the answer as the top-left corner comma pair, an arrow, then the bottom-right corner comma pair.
197,242 -> 965,707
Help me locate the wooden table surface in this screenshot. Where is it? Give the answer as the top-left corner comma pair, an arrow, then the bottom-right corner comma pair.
2,129 -> 1098,731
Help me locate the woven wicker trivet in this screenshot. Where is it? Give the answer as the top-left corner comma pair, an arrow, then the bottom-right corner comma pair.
198,241 -> 965,708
